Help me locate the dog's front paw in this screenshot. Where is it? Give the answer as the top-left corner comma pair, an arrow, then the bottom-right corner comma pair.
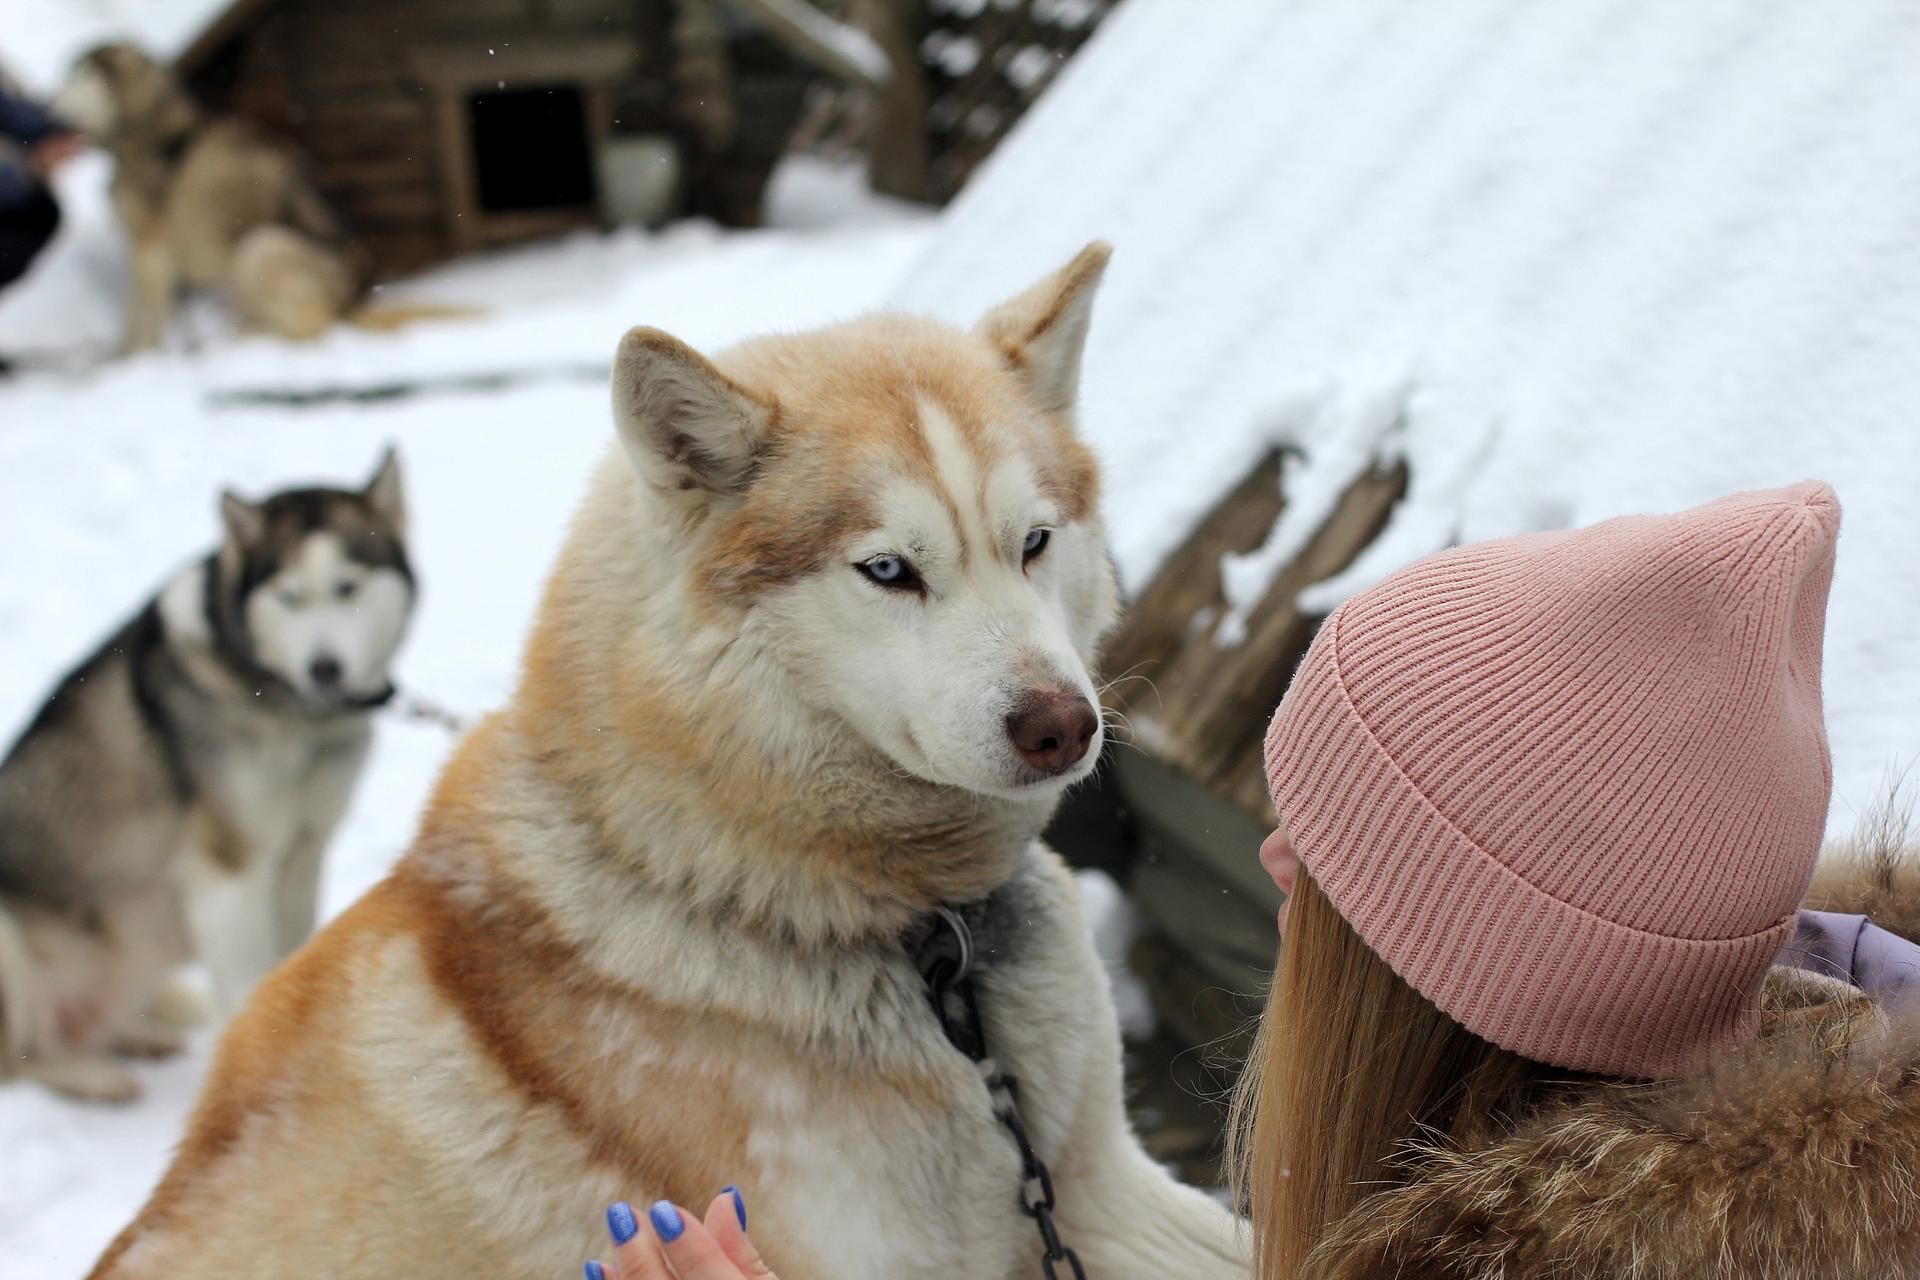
28,1055 -> 143,1104
149,975 -> 214,1030
112,1014 -> 187,1059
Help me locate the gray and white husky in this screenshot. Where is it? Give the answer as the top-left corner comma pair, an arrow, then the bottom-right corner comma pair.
0,449 -> 414,1101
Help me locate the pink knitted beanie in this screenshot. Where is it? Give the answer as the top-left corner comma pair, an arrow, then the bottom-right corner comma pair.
1263,482 -> 1840,1078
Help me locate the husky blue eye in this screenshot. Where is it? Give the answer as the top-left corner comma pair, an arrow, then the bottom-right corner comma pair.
1023,527 -> 1051,561
858,555 -> 919,591
276,588 -> 305,609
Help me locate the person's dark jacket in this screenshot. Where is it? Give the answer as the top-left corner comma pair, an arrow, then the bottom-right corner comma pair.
0,86 -> 61,208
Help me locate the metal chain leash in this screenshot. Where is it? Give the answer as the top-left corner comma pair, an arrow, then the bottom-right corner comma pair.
387,688 -> 467,734
385,702 -> 1081,1279
986,1069 -> 1087,1280
914,906 -> 1087,1280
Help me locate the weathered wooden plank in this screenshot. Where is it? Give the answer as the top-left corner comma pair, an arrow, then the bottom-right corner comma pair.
1102,451 -> 1408,825
320,156 -> 442,189
334,185 -> 443,223
289,0 -> 538,59
1211,462 -> 1407,814
543,0 -> 634,27
303,121 -> 439,164
1100,450 -> 1284,700
295,91 -> 436,129
358,228 -> 449,280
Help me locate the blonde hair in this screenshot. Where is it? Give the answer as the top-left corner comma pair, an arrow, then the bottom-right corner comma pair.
1227,871 -> 1570,1277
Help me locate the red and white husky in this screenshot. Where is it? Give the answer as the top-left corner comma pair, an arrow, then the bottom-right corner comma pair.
91,244 -> 1247,1280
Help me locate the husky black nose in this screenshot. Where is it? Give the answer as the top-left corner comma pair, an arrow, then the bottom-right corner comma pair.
309,655 -> 343,688
1006,688 -> 1099,775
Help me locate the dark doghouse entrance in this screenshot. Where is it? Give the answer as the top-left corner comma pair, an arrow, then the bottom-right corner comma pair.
467,84 -> 598,213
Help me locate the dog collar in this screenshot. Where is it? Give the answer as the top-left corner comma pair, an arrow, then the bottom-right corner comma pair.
345,682 -> 397,710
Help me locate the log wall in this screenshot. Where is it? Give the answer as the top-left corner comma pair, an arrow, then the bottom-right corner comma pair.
192,0 -> 482,275
187,0 -> 671,279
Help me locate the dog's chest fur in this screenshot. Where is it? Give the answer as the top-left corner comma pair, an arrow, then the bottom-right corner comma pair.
747,871 -> 1090,1280
178,700 -> 368,871
154,568 -> 372,870
336,838 -> 1113,1280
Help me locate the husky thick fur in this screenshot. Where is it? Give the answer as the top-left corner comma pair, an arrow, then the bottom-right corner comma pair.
0,451 -> 413,1102
89,246 -> 1246,1279
50,42 -> 366,352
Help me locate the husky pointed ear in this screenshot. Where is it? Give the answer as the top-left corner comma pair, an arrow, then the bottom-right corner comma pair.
362,445 -> 406,533
975,241 -> 1112,418
612,327 -> 773,498
219,489 -> 265,549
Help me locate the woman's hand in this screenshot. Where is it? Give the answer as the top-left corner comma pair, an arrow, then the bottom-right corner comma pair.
585,1188 -> 776,1280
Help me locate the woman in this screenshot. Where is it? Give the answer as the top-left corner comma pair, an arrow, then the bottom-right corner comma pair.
584,481 -> 1920,1279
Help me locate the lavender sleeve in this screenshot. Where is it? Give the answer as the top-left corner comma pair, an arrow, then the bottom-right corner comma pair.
1781,909 -> 1920,1018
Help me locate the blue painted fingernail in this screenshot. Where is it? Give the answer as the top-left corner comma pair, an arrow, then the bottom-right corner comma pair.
584,1263 -> 605,1280
650,1200 -> 684,1242
607,1202 -> 638,1245
723,1185 -> 747,1230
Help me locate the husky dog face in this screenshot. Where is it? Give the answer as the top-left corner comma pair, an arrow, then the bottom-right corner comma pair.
49,43 -> 186,144
612,245 -> 1120,800
217,449 -> 415,709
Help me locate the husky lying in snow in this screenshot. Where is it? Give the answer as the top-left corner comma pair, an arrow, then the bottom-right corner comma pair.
50,42 -> 366,352
89,247 -> 1246,1279
0,451 -> 414,1102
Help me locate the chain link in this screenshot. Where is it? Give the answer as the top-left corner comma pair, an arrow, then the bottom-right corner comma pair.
986,1071 -> 1084,1279
913,898 -> 1088,1280
387,689 -> 466,734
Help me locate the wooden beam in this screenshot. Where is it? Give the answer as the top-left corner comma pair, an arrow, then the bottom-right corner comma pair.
1101,450 -> 1409,822
726,0 -> 892,90
848,0 -> 931,202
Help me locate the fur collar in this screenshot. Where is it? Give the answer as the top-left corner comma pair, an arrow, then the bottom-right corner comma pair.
1311,816 -> 1920,1280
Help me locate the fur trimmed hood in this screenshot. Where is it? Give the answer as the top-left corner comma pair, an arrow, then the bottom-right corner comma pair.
1310,815 -> 1920,1280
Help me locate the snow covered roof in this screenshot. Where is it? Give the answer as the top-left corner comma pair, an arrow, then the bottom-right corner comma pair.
893,0 -> 1920,835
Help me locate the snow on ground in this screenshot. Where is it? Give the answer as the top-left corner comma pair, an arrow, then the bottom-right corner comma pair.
0,156 -> 933,1277
8,0 -> 1920,1270
894,0 -> 1920,838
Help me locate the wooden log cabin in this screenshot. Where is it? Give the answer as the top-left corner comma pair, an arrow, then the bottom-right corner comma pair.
157,0 -> 1126,279
174,0 -> 818,278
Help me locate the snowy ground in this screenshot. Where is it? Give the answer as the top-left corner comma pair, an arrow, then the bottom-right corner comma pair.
8,0 -> 1920,1271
